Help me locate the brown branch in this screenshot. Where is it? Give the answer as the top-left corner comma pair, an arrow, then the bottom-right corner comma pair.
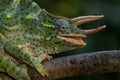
1,50 -> 120,80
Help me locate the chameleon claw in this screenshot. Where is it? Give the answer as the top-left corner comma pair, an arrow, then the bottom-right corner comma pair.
83,25 -> 106,34
70,15 -> 104,25
41,54 -> 53,63
44,55 -> 53,61
44,73 -> 49,77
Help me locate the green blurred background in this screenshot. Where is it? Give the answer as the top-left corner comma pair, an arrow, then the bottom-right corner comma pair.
34,0 -> 120,80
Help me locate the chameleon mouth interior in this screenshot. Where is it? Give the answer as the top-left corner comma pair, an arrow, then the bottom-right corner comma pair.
57,34 -> 87,46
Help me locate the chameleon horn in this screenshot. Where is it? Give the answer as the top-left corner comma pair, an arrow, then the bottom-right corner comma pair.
70,15 -> 104,25
83,25 -> 106,34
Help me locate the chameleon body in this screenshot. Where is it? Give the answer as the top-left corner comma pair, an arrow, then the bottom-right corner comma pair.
0,0 -> 106,80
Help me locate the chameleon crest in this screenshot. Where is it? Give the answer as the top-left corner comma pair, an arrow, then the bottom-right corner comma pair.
0,0 -> 106,80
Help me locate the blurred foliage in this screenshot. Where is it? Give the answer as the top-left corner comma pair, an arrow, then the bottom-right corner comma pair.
33,0 -> 120,80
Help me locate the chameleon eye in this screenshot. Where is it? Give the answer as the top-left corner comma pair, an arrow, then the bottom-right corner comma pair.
55,19 -> 70,31
60,26 -> 65,30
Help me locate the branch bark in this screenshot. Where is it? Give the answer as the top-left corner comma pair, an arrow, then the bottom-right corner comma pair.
1,50 -> 120,80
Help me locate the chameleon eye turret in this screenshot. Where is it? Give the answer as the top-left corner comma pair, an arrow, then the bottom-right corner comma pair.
0,0 -> 106,80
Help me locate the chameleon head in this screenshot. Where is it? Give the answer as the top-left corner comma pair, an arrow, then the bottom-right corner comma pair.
44,15 -> 106,53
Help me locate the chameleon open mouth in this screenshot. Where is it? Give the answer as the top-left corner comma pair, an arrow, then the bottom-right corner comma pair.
57,34 -> 87,46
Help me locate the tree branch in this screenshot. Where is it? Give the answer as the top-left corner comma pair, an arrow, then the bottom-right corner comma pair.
1,50 -> 120,80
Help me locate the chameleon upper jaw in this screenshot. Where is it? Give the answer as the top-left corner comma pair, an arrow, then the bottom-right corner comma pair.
57,34 -> 87,46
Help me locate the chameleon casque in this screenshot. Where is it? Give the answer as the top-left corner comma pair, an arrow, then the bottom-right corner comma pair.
0,0 -> 106,80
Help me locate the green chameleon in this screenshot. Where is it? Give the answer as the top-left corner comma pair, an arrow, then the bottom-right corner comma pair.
0,0 -> 106,80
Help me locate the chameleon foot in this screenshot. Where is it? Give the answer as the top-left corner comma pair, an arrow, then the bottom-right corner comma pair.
43,55 -> 53,62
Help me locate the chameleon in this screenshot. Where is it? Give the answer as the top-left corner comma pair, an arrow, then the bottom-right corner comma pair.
0,0 -> 106,80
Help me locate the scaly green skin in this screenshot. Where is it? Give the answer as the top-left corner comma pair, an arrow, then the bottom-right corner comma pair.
0,0 -> 88,80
